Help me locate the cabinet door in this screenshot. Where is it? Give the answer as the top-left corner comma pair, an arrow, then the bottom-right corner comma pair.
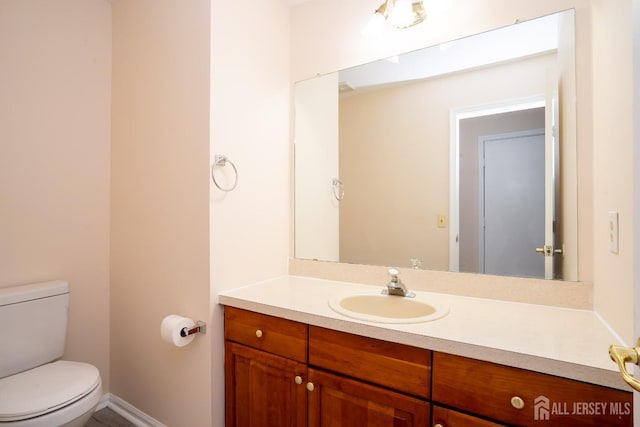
308,368 -> 430,427
225,341 -> 307,427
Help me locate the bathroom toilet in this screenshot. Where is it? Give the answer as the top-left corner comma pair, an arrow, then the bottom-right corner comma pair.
0,281 -> 103,426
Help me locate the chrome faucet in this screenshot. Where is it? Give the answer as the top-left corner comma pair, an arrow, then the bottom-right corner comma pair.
382,268 -> 415,298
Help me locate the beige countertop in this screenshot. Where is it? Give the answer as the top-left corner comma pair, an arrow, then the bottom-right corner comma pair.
218,275 -> 630,391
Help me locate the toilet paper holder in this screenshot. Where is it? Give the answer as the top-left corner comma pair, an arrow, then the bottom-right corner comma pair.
179,320 -> 207,337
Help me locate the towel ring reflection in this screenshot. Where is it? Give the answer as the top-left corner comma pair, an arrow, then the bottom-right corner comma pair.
332,178 -> 344,201
211,155 -> 238,192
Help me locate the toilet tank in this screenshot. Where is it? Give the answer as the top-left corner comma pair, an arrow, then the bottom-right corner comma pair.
0,281 -> 69,379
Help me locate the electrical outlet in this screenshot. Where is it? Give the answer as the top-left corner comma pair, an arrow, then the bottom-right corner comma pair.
608,211 -> 619,254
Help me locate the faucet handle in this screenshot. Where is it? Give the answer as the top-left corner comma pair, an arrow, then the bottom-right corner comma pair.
384,268 -> 415,298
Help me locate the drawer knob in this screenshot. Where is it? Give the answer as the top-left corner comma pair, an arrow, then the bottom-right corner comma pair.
306,382 -> 315,392
255,329 -> 263,338
511,396 -> 525,409
434,424 -> 444,427
294,376 -> 303,385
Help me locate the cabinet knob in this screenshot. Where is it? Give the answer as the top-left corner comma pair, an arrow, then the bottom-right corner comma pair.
434,424 -> 444,427
255,329 -> 263,338
306,382 -> 315,392
511,396 -> 525,409
294,376 -> 303,385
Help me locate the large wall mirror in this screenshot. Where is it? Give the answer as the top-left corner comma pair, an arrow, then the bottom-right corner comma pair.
294,9 -> 578,281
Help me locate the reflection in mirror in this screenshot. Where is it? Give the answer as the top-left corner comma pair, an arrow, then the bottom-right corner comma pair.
294,10 -> 577,281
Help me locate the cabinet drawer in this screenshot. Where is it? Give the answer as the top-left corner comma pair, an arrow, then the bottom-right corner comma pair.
309,326 -> 431,398
432,405 -> 506,427
224,307 -> 307,363
432,352 -> 632,427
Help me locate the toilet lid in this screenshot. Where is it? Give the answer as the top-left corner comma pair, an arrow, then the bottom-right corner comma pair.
0,360 -> 101,422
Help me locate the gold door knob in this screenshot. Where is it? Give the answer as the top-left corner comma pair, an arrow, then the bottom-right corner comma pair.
609,344 -> 640,391
255,329 -> 263,338
294,376 -> 303,385
306,382 -> 315,392
511,396 -> 525,409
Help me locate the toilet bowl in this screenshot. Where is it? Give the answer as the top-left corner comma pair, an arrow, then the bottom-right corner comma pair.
0,281 -> 103,426
0,361 -> 102,427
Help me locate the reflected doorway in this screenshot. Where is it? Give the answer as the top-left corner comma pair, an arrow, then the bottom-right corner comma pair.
477,129 -> 545,278
450,98 -> 547,278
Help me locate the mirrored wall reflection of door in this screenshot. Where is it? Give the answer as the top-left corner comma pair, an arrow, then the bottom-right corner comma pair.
457,107 -> 546,278
478,129 -> 545,278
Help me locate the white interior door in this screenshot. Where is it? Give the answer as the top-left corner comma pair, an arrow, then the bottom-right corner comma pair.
450,96 -> 546,274
479,129 -> 545,278
544,73 -> 560,279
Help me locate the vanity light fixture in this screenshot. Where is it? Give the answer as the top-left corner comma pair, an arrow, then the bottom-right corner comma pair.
367,0 -> 427,31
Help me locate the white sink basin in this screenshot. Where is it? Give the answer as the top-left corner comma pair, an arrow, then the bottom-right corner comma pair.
328,291 -> 449,324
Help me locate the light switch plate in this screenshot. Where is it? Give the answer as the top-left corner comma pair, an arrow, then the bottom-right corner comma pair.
608,211 -> 619,254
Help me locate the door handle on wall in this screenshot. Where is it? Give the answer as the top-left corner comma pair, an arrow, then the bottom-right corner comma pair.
609,343 -> 640,391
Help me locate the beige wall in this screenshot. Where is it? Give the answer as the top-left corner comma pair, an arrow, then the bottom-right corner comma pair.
210,0 -> 291,291
591,0 -> 634,343
339,54 -> 552,270
0,0 -> 111,390
110,1 -> 212,425
291,0 -> 636,343
210,0 -> 291,425
3,0 -> 290,424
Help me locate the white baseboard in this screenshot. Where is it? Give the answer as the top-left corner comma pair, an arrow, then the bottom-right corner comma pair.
97,393 -> 166,427
96,394 -> 110,411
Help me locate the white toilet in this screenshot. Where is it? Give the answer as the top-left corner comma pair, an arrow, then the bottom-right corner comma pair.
0,281 -> 103,426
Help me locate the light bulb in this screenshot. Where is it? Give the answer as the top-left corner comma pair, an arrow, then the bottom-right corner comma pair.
362,12 -> 386,36
387,0 -> 414,28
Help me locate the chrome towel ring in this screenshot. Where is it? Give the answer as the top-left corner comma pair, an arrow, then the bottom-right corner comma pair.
211,154 -> 238,192
331,178 -> 344,201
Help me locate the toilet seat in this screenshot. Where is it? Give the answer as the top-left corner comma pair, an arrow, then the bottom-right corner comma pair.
0,360 -> 101,422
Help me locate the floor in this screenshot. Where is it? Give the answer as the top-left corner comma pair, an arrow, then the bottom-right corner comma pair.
86,407 -> 135,427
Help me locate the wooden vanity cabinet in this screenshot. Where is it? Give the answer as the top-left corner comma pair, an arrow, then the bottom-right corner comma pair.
432,352 -> 633,427
224,307 -> 632,427
224,307 -> 309,427
224,308 -> 431,427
